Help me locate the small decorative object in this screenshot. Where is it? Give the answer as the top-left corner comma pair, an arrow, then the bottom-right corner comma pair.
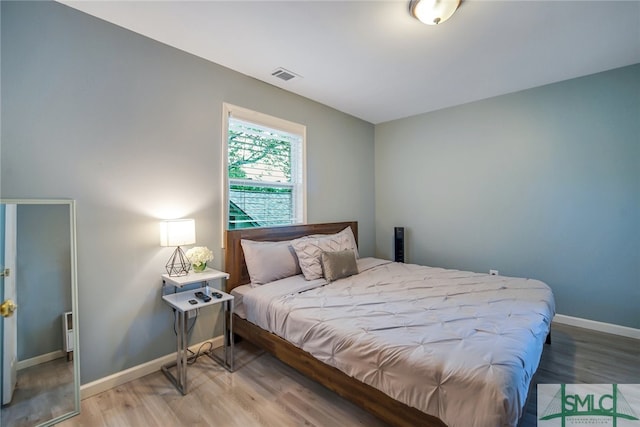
186,246 -> 214,273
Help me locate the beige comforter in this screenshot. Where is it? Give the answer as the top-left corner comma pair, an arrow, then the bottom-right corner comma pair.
244,258 -> 555,427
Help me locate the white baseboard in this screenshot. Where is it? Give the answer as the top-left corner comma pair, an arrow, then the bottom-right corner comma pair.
553,314 -> 640,340
17,350 -> 66,370
80,336 -> 224,400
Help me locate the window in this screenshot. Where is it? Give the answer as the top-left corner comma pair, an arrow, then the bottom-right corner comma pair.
223,104 -> 306,230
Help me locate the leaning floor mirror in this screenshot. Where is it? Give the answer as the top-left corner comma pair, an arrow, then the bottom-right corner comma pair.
0,199 -> 80,426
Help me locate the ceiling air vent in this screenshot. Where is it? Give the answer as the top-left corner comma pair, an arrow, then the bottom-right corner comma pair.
271,68 -> 301,82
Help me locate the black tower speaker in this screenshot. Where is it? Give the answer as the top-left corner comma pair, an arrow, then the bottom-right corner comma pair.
394,227 -> 405,263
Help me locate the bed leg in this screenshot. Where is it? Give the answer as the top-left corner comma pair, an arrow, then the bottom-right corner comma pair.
545,332 -> 551,345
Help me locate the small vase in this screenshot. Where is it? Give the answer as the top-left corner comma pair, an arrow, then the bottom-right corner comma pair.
192,263 -> 207,273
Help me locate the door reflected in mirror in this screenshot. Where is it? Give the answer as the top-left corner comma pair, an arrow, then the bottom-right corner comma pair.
0,200 -> 80,426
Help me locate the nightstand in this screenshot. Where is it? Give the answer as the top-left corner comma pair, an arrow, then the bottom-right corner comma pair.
161,268 -> 233,395
161,268 -> 229,295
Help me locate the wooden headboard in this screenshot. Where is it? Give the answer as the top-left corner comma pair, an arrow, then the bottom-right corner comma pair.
224,221 -> 358,292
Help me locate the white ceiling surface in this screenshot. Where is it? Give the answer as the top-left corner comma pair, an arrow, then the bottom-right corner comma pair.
60,1 -> 640,124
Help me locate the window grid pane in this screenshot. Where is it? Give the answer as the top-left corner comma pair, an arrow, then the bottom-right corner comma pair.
227,114 -> 304,229
229,186 -> 294,228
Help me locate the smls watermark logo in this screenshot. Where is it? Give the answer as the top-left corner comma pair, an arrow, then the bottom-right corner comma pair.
538,384 -> 640,427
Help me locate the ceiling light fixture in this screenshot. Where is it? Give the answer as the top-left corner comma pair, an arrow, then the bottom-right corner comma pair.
410,0 -> 461,25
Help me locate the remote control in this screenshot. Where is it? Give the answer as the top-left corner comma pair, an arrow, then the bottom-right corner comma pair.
188,299 -> 198,305
212,292 -> 222,299
195,291 -> 211,302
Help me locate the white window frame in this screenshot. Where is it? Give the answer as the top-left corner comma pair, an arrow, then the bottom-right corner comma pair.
221,103 -> 307,238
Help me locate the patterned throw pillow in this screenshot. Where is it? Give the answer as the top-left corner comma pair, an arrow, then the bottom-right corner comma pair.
291,227 -> 358,280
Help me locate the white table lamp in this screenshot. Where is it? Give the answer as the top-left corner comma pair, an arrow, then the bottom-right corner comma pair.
160,219 -> 196,276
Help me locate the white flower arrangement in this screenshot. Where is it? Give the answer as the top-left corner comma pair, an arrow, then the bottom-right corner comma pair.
185,246 -> 214,267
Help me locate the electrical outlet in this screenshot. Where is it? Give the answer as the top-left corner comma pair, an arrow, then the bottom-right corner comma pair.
489,269 -> 499,276
188,309 -> 198,319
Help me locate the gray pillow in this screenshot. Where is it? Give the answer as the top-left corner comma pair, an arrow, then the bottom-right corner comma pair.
241,239 -> 301,286
321,250 -> 358,282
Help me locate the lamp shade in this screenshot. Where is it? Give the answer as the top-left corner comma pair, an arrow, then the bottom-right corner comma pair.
410,0 -> 460,25
160,219 -> 196,247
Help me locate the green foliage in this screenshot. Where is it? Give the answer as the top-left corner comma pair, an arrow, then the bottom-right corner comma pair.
228,126 -> 292,181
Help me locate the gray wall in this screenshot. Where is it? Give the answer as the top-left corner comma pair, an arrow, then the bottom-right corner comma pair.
16,204 -> 72,360
1,1 -> 375,383
375,64 -> 640,329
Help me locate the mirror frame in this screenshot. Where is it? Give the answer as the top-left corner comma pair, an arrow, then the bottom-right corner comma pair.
0,199 -> 80,425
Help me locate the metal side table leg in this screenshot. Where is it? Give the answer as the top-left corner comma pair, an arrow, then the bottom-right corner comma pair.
229,299 -> 234,371
205,299 -> 234,372
161,309 -> 190,395
179,310 -> 188,393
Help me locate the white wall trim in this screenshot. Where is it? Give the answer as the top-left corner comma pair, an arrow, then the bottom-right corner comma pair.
553,314 -> 640,340
80,336 -> 224,400
17,350 -> 66,370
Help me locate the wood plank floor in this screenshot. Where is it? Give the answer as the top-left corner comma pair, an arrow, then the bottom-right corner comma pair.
1,357 -> 74,427
58,323 -> 639,427
518,323 -> 640,427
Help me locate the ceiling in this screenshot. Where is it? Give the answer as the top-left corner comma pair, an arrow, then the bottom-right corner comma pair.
60,1 -> 640,124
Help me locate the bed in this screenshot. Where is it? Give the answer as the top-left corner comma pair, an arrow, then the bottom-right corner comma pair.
225,222 -> 555,427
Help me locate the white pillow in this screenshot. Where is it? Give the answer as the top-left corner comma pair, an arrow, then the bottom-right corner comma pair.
291,227 -> 358,280
241,239 -> 301,286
